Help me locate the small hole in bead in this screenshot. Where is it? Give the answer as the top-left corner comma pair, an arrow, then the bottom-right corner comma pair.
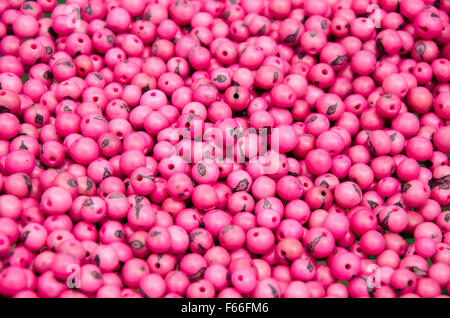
78,38 -> 83,43
272,217 -> 277,223
31,44 -> 37,49
321,69 -> 328,75
137,175 -> 143,181
253,232 -> 259,237
345,264 -> 351,270
238,275 -> 243,281
168,164 -> 174,170
407,280 -> 413,286
321,191 -> 326,196
222,51 -> 228,56
200,287 -> 206,292
57,235 -> 62,240
155,263 -> 160,268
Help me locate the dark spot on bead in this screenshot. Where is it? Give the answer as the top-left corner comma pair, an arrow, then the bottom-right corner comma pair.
108,193 -> 124,199
144,9 -> 151,21
19,140 -> 28,150
307,115 -> 317,123
86,178 -> 94,191
103,168 -> 111,180
134,201 -> 144,219
44,45 -> 53,55
366,138 -> 375,154
106,35 -> 114,45
59,61 -> 74,68
84,4 -> 93,16
222,11 -> 230,20
150,231 -> 161,237
22,3 -> 33,10
352,184 -> 361,197
43,71 -> 53,80
410,266 -> 427,277
188,267 -> 206,280
307,234 -> 323,253
130,240 -> 144,250
120,104 -> 130,112
214,75 -> 227,83
284,28 -> 300,43
307,262 -> 314,272
287,171 -> 298,177
393,201 -> 404,208
92,73 -> 103,81
367,200 -> 378,209
91,271 -> 102,279
22,231 -> 30,242
326,103 -> 338,116
142,85 -> 150,94
197,163 -> 206,177
101,139 -> 109,148
389,132 -> 397,141
331,55 -> 346,66
23,174 -> 31,191
83,198 -> 94,207
320,180 -> 329,188
376,38 -> 385,55
381,210 -> 394,228
321,20 -> 328,30
402,183 -> 411,193
233,179 -> 249,192
221,225 -> 234,237
268,284 -> 279,298
189,231 -> 203,243
444,213 -> 450,223
67,179 -> 78,188
263,198 -> 272,209
257,25 -> 266,36
93,254 -> 100,266
114,230 -> 124,238
35,114 -> 44,125
415,42 -> 426,58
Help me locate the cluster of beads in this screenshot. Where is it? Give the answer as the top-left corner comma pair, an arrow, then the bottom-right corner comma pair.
0,0 -> 449,298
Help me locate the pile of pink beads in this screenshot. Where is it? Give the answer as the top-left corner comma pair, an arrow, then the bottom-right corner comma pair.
0,0 -> 449,299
